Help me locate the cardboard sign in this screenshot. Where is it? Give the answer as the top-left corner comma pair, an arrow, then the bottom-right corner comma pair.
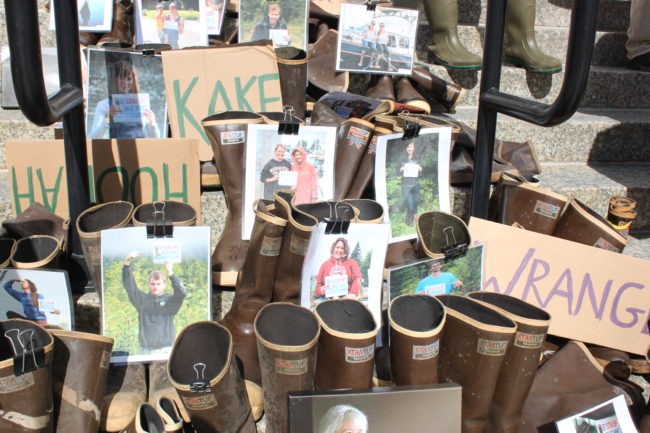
6,138 -> 201,221
468,217 -> 650,355
162,44 -> 283,161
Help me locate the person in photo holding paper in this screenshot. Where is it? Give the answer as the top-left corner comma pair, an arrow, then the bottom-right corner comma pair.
260,144 -> 293,199
399,141 -> 423,225
251,3 -> 290,46
88,60 -> 160,139
123,251 -> 187,354
164,3 -> 185,48
291,146 -> 319,205
315,238 -> 362,300
415,260 -> 463,296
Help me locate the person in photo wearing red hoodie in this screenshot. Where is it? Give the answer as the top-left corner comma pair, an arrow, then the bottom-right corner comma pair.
315,238 -> 362,300
290,146 -> 319,205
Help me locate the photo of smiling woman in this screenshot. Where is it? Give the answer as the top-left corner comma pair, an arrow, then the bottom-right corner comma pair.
315,238 -> 362,300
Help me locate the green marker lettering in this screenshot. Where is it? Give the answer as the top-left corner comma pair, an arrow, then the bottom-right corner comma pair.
257,73 -> 281,111
35,167 -> 63,212
130,167 -> 158,203
235,76 -> 257,111
163,163 -> 188,203
11,167 -> 35,215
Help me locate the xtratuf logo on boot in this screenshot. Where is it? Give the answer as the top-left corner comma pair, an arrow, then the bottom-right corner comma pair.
476,339 -> 509,356
345,345 -> 374,363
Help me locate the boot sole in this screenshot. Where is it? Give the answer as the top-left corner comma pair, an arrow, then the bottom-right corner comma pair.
504,56 -> 562,73
430,53 -> 482,70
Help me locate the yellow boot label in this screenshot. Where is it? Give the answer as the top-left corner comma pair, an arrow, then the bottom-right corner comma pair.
275,358 -> 308,375
412,341 -> 439,360
345,344 -> 374,363
514,332 -> 545,349
477,339 -> 509,356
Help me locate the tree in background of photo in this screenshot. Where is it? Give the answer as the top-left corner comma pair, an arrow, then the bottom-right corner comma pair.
102,255 -> 208,356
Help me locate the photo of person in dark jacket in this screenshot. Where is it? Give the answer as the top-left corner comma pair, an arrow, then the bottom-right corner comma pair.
251,3 -> 290,46
260,144 -> 292,199
123,251 -> 186,354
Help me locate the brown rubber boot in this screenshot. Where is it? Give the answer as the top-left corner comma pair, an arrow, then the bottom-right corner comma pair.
416,210 -> 471,259
0,238 -> 16,267
411,67 -> 466,113
314,299 -> 378,390
79,32 -> 100,47
97,0 -> 134,47
2,202 -> 69,249
147,361 -> 190,424
308,29 -> 349,97
271,190 -> 319,304
77,201 -> 134,298
0,319 -> 55,433
221,199 -> 288,421
388,294 -> 446,386
552,199 -> 628,253
606,196 -> 637,238
384,240 -> 418,269
154,397 -> 184,433
168,321 -> 256,433
50,330 -> 114,433
396,77 -> 431,114
133,402 -> 165,433
346,126 -> 393,199
10,235 -> 62,269
334,119 -> 375,200
202,111 -> 265,287
276,47 -> 309,121
131,201 -> 197,227
436,295 -> 517,433
341,199 -> 384,223
467,292 -> 551,433
255,303 -> 320,433
100,363 -> 147,432
487,173 -> 568,235
518,341 -> 624,433
366,75 -> 395,101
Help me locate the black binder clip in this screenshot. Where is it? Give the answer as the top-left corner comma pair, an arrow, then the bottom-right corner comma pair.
324,219 -> 350,235
440,226 -> 468,262
190,363 -> 212,393
5,328 -> 46,376
402,119 -> 421,140
366,0 -> 378,10
142,48 -> 155,56
146,201 -> 174,239
278,105 -> 300,135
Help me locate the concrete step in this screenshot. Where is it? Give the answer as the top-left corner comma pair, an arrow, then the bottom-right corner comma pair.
414,23 -> 628,68
0,0 -> 58,49
394,0 -> 630,32
449,107 -> 650,164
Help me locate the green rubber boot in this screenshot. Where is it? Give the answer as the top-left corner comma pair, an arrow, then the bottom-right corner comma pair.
422,0 -> 482,69
504,0 -> 562,73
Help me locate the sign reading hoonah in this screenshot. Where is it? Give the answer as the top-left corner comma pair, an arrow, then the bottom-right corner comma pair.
468,217 -> 649,355
6,138 -> 201,221
162,43 -> 283,161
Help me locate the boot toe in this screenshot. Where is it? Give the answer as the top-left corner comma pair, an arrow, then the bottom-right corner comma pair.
427,46 -> 482,69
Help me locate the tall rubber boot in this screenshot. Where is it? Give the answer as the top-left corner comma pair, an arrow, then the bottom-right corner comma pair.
100,363 -> 147,432
221,200 -> 288,421
416,210 -> 471,259
388,294 -> 446,386
346,126 -> 393,199
147,361 -> 190,424
271,190 -> 319,304
202,112 -> 265,287
255,303 -> 320,433
411,68 -> 466,113
552,198 -> 628,253
97,0 -> 134,47
276,47 -> 309,121
366,75 -> 395,101
504,0 -> 562,72
76,201 -> 134,298
132,402 -> 165,433
131,201 -> 197,227
0,319 -> 55,433
314,299 -> 378,390
518,341 -> 624,433
308,29 -> 349,98
168,321 -> 256,433
467,292 -> 551,433
334,119 -> 375,200
436,295 -> 517,433
10,235 -> 62,269
422,0 -> 482,69
1,202 -> 69,250
396,78 -> 431,114
154,397 -> 184,433
50,330 -> 114,433
487,173 -> 568,235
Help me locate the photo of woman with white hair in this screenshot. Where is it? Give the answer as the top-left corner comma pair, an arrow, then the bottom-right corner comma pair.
317,404 -> 368,433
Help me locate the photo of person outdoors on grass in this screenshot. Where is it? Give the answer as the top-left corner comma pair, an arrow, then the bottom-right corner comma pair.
136,0 -> 208,49
239,0 -> 308,50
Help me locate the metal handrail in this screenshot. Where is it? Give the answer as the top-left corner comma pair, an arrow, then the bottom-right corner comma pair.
5,0 -> 90,286
469,0 -> 600,218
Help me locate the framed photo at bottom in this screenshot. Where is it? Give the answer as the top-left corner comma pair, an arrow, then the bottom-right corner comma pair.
288,384 -> 461,433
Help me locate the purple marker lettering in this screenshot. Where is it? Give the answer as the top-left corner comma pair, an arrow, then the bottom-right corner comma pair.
573,274 -> 612,320
610,282 -> 645,328
542,268 -> 573,314
520,257 -> 550,307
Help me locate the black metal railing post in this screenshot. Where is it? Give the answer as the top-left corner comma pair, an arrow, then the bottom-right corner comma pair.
5,0 -> 90,287
470,0 -> 600,219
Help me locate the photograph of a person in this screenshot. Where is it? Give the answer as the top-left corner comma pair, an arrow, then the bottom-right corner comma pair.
86,49 -> 168,140
300,222 -> 389,326
387,245 -> 484,301
288,384 -> 462,433
135,0 -> 208,49
336,4 -> 419,75
205,0 -> 226,34
243,124 -> 336,240
0,268 -> 73,329
375,129 -> 451,242
101,226 -> 211,363
555,395 -> 637,433
239,0 -> 308,50
50,0 -> 113,32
